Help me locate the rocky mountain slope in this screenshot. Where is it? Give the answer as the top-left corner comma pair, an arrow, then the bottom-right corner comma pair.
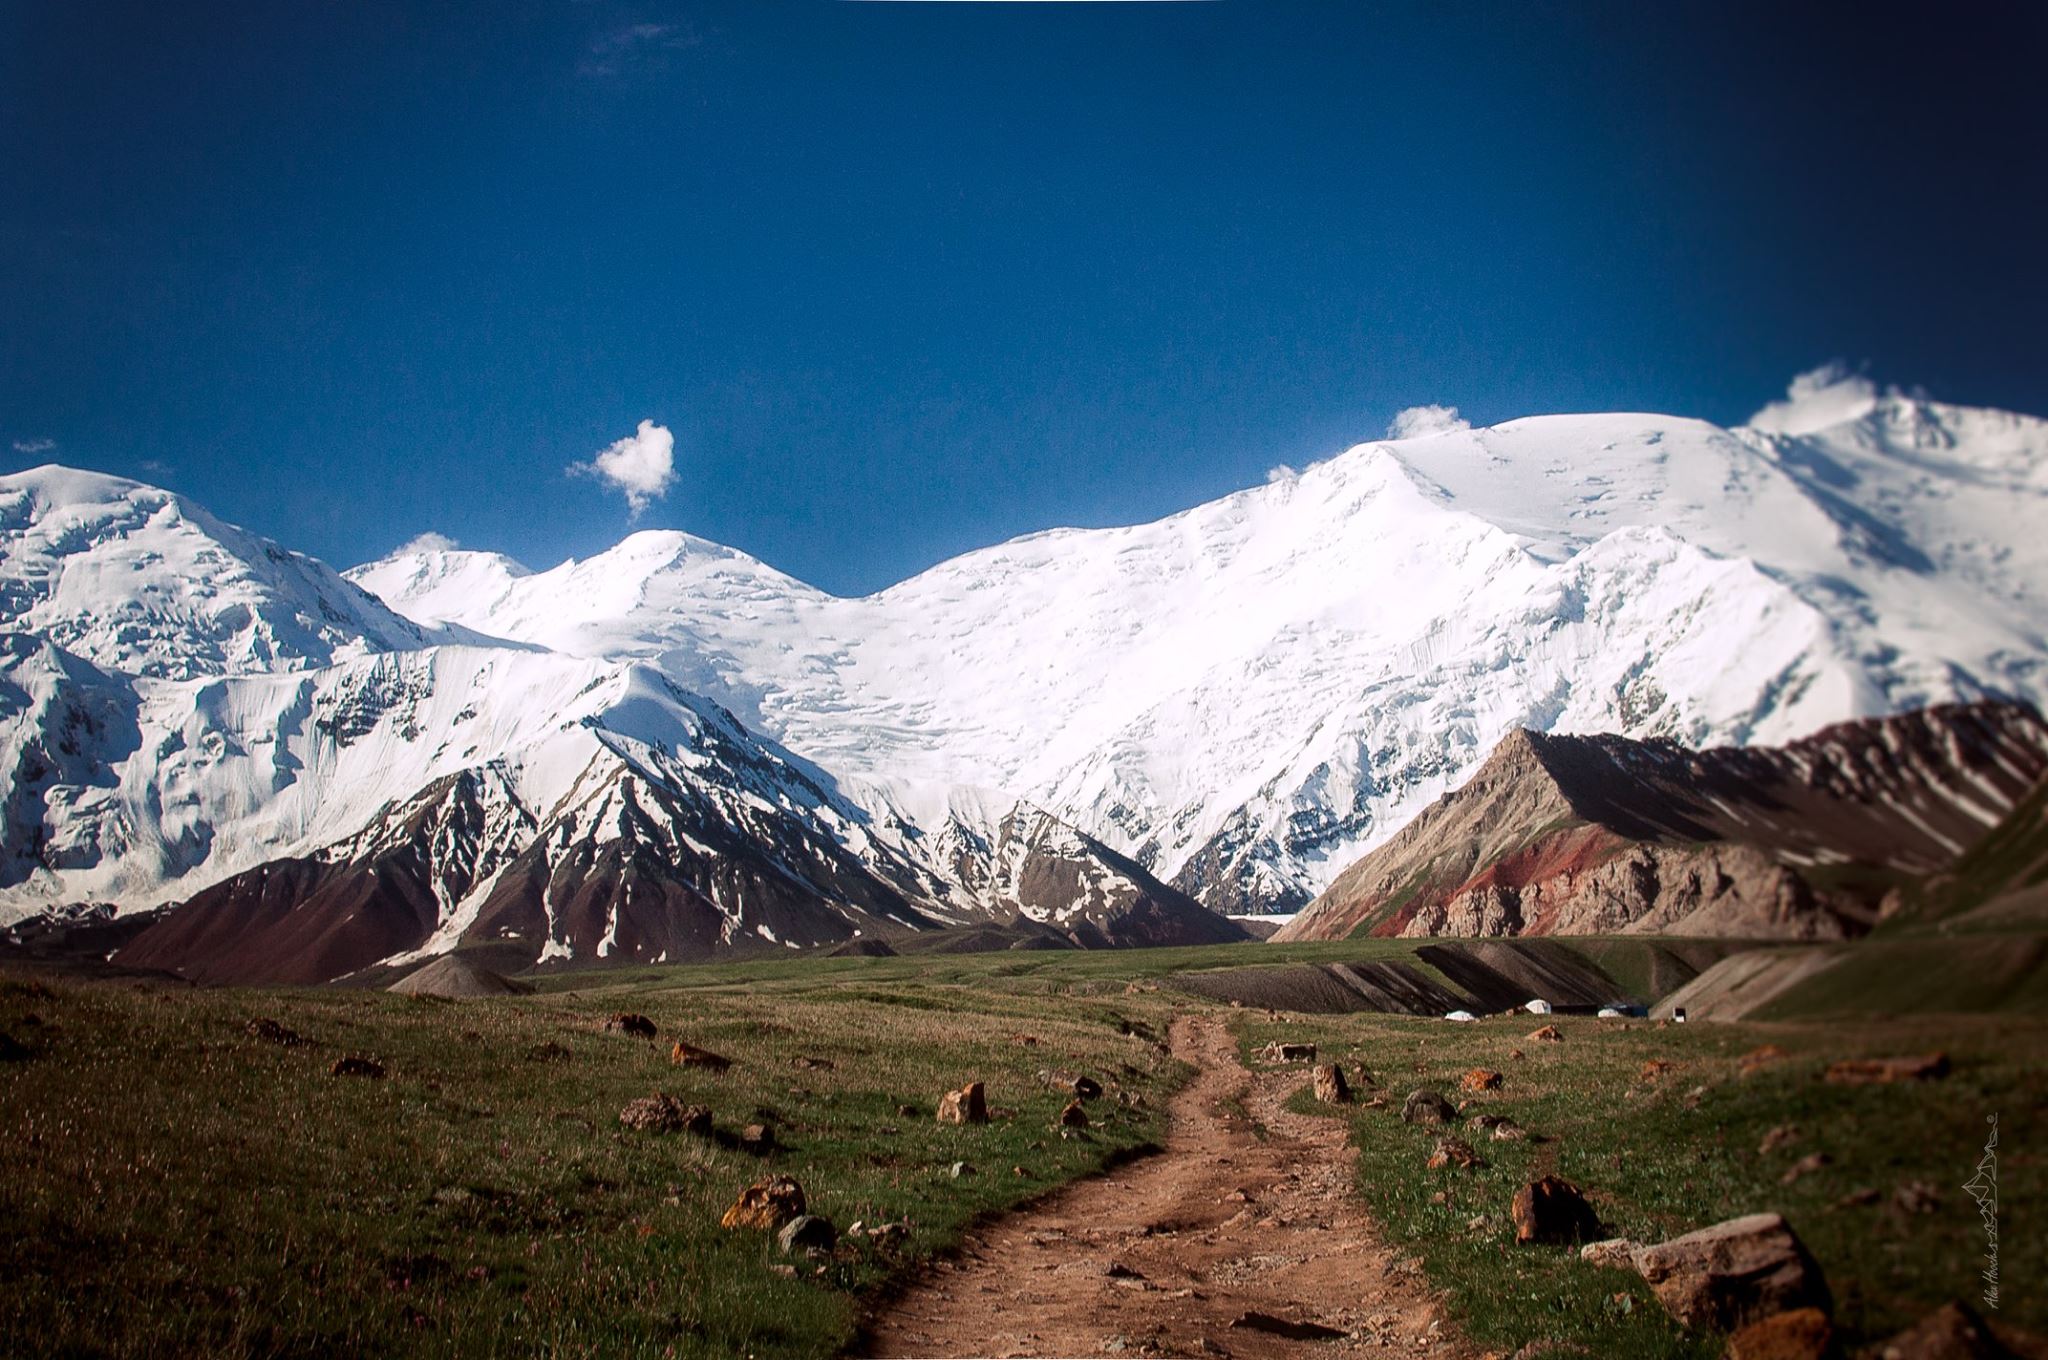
1274,701 -> 2048,942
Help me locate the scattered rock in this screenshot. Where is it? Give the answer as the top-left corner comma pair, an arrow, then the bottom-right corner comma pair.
1073,1074 -> 1103,1101
950,1161 -> 976,1179
1401,1089 -> 1458,1125
738,1123 -> 777,1156
1824,1054 -> 1949,1085
790,1056 -> 834,1071
1105,1261 -> 1145,1280
1011,1033 -> 1039,1046
618,1093 -> 712,1135
720,1175 -> 806,1231
1779,1152 -> 1830,1185
1227,1312 -> 1347,1341
1507,1048 -> 1526,1061
330,1056 -> 385,1079
1511,1176 -> 1599,1245
1893,1181 -> 1942,1215
1428,1136 -> 1484,1170
776,1214 -> 837,1255
605,1013 -> 656,1039
1831,1187 -> 1880,1211
1579,1238 -> 1641,1269
1509,1343 -> 1591,1359
896,1103 -> 922,1118
1472,1114 -> 1528,1141
1725,1306 -> 1834,1360
1633,1212 -> 1830,1332
1462,1068 -> 1505,1091
671,1040 -> 732,1071
1869,1301 -> 2012,1359
1527,1025 -> 1563,1043
1312,1063 -> 1351,1104
244,1017 -> 305,1046
525,1041 -> 573,1063
1057,1100 -> 1090,1129
1760,1124 -> 1800,1155
1351,1063 -> 1379,1088
937,1081 -> 988,1125
1640,1059 -> 1677,1081
1739,1044 -> 1790,1076
1259,1042 -> 1317,1063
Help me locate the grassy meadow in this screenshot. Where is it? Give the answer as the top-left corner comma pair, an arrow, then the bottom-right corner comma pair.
1239,1006 -> 2041,1358
2,935 -> 2041,1357
0,952 -> 1193,1359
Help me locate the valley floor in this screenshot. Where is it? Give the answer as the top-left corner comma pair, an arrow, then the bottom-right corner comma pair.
1,939 -> 2042,1358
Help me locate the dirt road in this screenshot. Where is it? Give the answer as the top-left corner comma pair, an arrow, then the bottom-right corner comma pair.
860,1014 -> 1473,1359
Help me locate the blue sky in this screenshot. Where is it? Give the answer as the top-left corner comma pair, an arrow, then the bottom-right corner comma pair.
4,1 -> 2045,595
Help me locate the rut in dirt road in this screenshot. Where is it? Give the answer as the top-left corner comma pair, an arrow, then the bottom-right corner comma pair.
860,1013 -> 1472,1359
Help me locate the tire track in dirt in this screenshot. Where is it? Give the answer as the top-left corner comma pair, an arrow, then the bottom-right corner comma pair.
860,1013 -> 1474,1359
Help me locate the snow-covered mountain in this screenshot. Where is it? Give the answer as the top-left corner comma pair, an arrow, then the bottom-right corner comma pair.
4,371 -> 2046,980
353,382 -> 2048,912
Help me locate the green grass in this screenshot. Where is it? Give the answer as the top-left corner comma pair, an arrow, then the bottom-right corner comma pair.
1230,1008 -> 2043,1357
6,939 -> 2041,1358
0,964 -> 1187,1359
1757,936 -> 2048,1019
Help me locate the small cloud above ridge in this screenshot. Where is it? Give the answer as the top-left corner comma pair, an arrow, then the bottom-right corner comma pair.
1747,362 -> 1880,436
569,419 -> 677,517
12,437 -> 56,455
395,531 -> 460,556
1385,405 -> 1471,440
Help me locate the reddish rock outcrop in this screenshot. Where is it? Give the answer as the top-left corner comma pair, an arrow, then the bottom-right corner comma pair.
1633,1213 -> 1830,1332
1276,705 -> 2048,944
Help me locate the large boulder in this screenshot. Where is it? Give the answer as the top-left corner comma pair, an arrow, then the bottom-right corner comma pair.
1632,1213 -> 1830,1332
720,1176 -> 807,1231
1461,1068 -> 1504,1091
1511,1177 -> 1599,1245
618,1093 -> 712,1135
937,1081 -> 988,1125
605,1013 -> 657,1039
1312,1063 -> 1351,1104
1401,1089 -> 1458,1125
777,1214 -> 837,1255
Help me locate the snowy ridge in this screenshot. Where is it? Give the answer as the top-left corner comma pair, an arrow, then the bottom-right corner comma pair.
353,392 -> 2048,911
1,465 -> 428,678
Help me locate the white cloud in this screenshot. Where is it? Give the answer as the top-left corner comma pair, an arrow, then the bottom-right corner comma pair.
1385,405 -> 1471,440
396,531 -> 460,556
570,419 -> 676,516
1746,362 -> 1879,436
1265,463 -> 1299,484
12,437 -> 55,455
